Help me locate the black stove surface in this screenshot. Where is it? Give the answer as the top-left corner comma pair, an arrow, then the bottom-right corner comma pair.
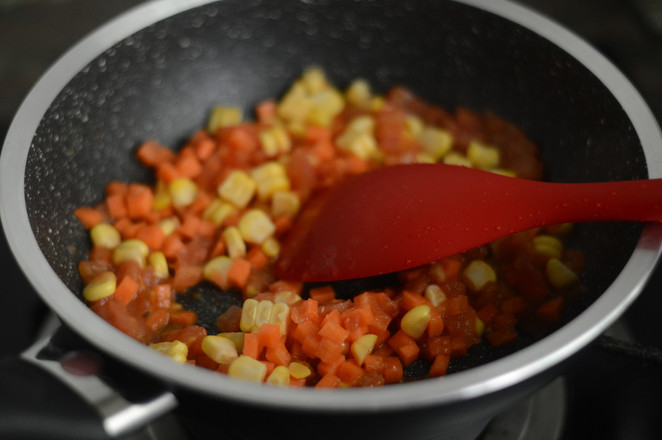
1,1 -> 661,439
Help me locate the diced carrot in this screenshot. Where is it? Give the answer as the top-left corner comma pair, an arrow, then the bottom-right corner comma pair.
245,246 -> 268,269
315,373 -> 340,389
388,330 -> 419,366
257,323 -> 281,350
169,310 -> 198,326
318,319 -> 349,345
449,337 -> 469,357
487,327 -> 518,348
156,162 -> 180,184
162,234 -> 185,259
265,341 -> 291,366
150,284 -> 172,309
227,258 -> 251,289
135,223 -> 165,251
290,299 -> 319,324
216,305 -> 241,332
336,359 -> 365,385
428,354 -> 450,377
477,304 -> 500,326
501,297 -> 529,316
309,285 -> 335,305
175,149 -> 202,178
273,214 -> 293,235
193,137 -> 216,161
363,355 -> 384,374
172,265 -> 203,292
106,193 -> 128,219
292,320 -> 319,344
315,337 -> 344,364
145,308 -> 170,332
536,297 -> 565,323
136,140 -> 175,167
114,276 -> 139,305
268,279 -> 303,296
209,236 -> 227,259
160,325 -> 206,347
242,332 -> 260,359
421,335 -> 451,361
126,183 -> 154,220
427,308 -> 444,337
317,354 -> 345,377
255,100 -> 276,123
445,295 -> 470,316
440,257 -> 463,280
301,334 -> 322,359
74,206 -> 105,229
382,357 -> 403,384
106,181 -> 129,197
400,290 -> 428,311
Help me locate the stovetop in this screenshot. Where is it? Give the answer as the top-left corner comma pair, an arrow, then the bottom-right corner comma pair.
1,1 -> 661,439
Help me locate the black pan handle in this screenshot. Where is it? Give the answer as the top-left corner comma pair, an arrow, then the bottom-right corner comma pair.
0,319 -> 178,440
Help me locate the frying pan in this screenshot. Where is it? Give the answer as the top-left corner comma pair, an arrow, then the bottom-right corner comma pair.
1,0 -> 662,439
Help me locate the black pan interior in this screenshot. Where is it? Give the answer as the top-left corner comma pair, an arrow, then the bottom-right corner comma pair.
23,0 -> 646,370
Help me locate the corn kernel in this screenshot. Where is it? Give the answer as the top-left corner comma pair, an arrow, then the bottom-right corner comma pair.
336,116 -> 378,160
152,180 -> 172,211
113,239 -> 149,268
228,355 -> 267,382
491,169 -> 517,177
368,96 -> 384,112
405,116 -> 425,138
273,290 -> 301,305
351,334 -> 378,365
218,332 -> 245,353
467,140 -> 500,170
268,302 -> 290,335
159,217 -> 178,236
277,82 -> 312,123
207,106 -> 242,133
203,256 -> 233,290
545,258 -> 580,289
255,299 -> 274,329
544,222 -> 574,237
424,284 -> 447,307
240,298 -> 259,333
259,125 -> 291,157
83,271 -> 117,302
90,223 -> 121,248
251,162 -> 290,201
400,305 -> 431,339
148,251 -> 169,279
418,126 -> 453,160
238,209 -> 276,245
169,177 -> 198,207
534,235 -> 564,259
288,362 -> 312,379
302,66 -> 327,94
217,170 -> 256,208
415,152 -> 436,164
475,317 -> 485,337
345,79 -> 372,108
203,199 -> 238,226
201,335 -> 239,364
149,341 -> 188,364
223,226 -> 246,258
443,152 -> 472,167
463,260 -> 497,292
307,89 -> 345,127
261,237 -> 281,258
271,191 -> 300,218
266,365 -> 291,387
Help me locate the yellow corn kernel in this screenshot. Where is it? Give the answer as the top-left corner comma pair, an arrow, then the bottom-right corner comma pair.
268,302 -> 290,335
424,284 -> 447,307
336,116 -> 378,160
223,226 -> 246,258
261,237 -> 281,258
149,341 -> 188,364
418,126 -> 453,160
259,125 -> 291,157
288,362 -> 312,380
400,305 -> 431,339
266,365 -> 291,387
545,258 -> 580,289
83,271 -> 117,302
301,66 -> 327,94
169,177 -> 198,207
218,332 -> 245,353
491,169 -> 517,177
307,88 -> 345,127
240,298 -> 259,333
255,299 -> 274,329
351,334 -> 378,365
443,152 -> 472,167
251,162 -> 291,201
534,235 -> 564,259
475,317 -> 485,337
404,116 -> 425,138
203,256 -> 233,290
463,260 -> 497,292
277,82 -> 312,123
148,251 -> 169,279
217,170 -> 256,208
228,355 -> 267,383
207,106 -> 242,133
368,96 -> 384,112
113,239 -> 149,268
415,152 -> 436,164
273,290 -> 301,305
152,180 -> 172,211
544,222 -> 574,237
345,79 -> 372,108
201,335 -> 239,364
238,209 -> 276,245
467,140 -> 500,170
271,191 -> 300,218
159,217 -> 178,236
90,223 -> 121,248
203,199 -> 237,226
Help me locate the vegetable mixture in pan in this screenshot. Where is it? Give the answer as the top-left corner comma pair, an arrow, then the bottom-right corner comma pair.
74,68 -> 584,388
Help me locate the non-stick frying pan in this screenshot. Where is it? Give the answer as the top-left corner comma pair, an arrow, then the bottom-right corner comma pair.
1,0 -> 662,439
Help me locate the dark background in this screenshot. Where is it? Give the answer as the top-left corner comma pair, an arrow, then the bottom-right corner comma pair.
1,0 -> 661,439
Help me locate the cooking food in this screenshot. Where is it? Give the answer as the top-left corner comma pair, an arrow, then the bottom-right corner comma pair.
74,68 -> 585,388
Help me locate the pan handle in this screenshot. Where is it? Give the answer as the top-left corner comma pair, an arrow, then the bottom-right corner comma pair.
0,317 -> 178,440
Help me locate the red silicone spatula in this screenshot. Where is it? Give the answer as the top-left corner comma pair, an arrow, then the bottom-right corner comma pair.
274,163 -> 662,282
